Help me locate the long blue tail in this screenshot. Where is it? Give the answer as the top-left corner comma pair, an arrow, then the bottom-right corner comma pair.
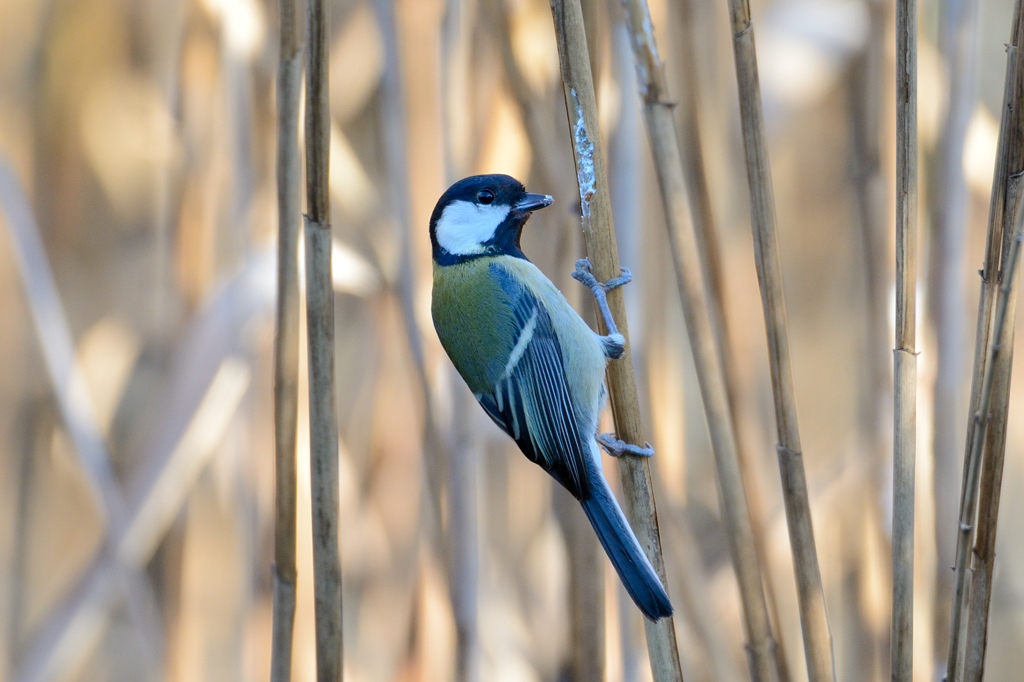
580,470 -> 673,620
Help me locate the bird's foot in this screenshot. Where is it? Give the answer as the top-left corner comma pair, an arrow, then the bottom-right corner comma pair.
597,433 -> 654,458
572,259 -> 631,351
572,259 -> 632,292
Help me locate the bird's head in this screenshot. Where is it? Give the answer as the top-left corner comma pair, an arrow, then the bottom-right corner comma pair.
429,174 -> 553,264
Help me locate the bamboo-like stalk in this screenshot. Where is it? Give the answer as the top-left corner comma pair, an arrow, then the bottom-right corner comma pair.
722,0 -> 835,678
616,1 -> 784,680
548,1 -> 682,679
304,0 -> 343,678
892,0 -> 919,677
962,183 -> 1024,681
945,8 -> 1023,676
270,0 -> 302,678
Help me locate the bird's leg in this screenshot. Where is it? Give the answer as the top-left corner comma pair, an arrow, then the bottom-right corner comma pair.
597,433 -> 654,458
572,258 -> 630,359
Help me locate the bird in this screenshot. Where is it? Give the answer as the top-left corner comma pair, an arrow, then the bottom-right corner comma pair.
429,173 -> 672,621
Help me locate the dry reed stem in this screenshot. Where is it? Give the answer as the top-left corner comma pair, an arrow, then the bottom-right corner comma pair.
962,177 -> 1024,682
723,0 -> 835,678
304,0 -> 344,678
962,185 -> 1024,681
618,1 -> 783,680
271,0 -> 302,677
548,1 -> 682,679
946,7 -> 1023,675
947,185 -> 1023,682
669,3 -> 791,672
960,9 -> 1024,675
893,0 -> 919,677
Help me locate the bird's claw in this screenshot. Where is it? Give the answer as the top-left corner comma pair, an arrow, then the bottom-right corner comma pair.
597,433 -> 654,458
572,258 -> 632,292
604,268 -> 632,291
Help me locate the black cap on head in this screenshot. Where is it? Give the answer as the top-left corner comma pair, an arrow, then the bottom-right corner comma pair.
430,174 -> 552,264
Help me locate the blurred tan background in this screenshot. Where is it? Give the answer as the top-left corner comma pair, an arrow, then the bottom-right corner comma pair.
1,0 -> 1023,680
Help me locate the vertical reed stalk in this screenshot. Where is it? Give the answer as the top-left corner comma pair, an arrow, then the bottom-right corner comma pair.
892,0 -> 919,678
723,0 -> 836,678
946,5 -> 1024,675
548,1 -> 682,678
304,0 -> 343,678
271,0 -> 302,678
962,186 -> 1024,681
618,1 -> 783,680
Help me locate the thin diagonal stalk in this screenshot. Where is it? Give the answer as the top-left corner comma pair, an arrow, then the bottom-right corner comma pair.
270,0 -> 302,678
722,0 -> 836,679
668,4 -> 791,672
961,9 -> 1024,678
893,0 -> 919,677
548,1 -> 682,679
945,6 -> 1024,675
304,0 -> 343,678
669,0 -> 788,675
617,2 -> 784,681
963,182 -> 1024,681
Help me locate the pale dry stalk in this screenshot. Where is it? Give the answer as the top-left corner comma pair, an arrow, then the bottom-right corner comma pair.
620,1 -> 784,680
270,0 -> 302,678
722,0 -> 836,678
549,0 -> 682,678
892,0 -> 919,678
946,5 -> 1024,675
304,0 -> 344,678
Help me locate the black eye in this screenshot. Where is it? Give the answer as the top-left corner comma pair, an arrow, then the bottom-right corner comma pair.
477,189 -> 495,205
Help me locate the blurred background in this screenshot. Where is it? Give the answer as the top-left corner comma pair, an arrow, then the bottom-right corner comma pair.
1,0 -> 1023,679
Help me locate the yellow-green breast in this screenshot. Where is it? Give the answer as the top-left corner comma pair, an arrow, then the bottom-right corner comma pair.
432,258 -> 518,392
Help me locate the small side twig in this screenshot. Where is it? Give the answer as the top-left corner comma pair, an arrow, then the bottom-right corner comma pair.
548,0 -> 682,679
270,0 -> 303,677
304,0 -> 344,678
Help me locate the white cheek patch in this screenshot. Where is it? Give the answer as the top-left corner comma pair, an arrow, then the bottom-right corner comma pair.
435,200 -> 511,255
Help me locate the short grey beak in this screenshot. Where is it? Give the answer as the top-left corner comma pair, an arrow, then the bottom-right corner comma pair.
515,193 -> 554,213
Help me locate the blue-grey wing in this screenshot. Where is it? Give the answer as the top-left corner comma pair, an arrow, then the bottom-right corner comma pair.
475,265 -> 591,500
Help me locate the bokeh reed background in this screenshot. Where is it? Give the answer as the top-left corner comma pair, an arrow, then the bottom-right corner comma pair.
1,0 -> 1022,679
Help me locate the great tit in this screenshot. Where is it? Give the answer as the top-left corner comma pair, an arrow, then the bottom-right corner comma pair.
429,174 -> 672,621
